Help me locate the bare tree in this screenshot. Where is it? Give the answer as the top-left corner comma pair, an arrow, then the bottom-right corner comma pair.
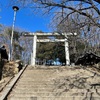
10,0 -> 100,27
9,0 -> 100,55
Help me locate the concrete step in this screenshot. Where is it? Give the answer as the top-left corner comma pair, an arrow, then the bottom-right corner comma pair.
18,81 -> 53,83
8,96 -> 100,100
10,91 -> 100,96
12,89 -> 100,94
16,83 -> 54,86
12,89 -> 100,93
8,92 -> 86,96
9,93 -> 54,97
14,85 -> 52,88
8,97 -> 37,100
14,88 -> 53,92
15,84 -> 53,88
23,71 -> 54,74
13,87 -> 100,91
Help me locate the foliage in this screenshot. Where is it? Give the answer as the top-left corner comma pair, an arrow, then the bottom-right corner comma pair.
36,41 -> 66,64
37,42 -> 55,60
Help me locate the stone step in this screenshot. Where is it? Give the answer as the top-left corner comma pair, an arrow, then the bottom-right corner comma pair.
8,96 -> 100,100
20,75 -> 54,78
10,91 -> 100,96
12,89 -> 53,93
21,75 -> 53,77
23,71 -> 54,74
18,78 -> 52,80
15,84 -> 54,87
11,89 -> 100,98
16,84 -> 53,87
8,93 -> 84,97
14,85 -> 52,88
16,83 -> 54,86
20,77 -> 53,79
13,86 -> 100,91
21,75 -> 52,76
14,86 -> 53,89
8,97 -> 37,100
12,90 -> 56,94
15,84 -> 53,87
17,81 -> 53,83
10,93 -> 54,97
17,82 -> 53,85
22,72 -> 54,74
15,86 -> 51,88
12,89 -> 100,93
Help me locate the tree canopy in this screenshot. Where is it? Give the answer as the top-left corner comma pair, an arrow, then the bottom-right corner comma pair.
10,0 -> 100,28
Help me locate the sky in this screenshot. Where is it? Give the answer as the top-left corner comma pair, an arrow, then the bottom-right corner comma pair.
0,1 -> 51,33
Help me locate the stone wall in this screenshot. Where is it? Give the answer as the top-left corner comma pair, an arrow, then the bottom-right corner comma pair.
0,60 -> 23,80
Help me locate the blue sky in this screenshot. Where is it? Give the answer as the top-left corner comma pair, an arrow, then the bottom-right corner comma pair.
0,1 -> 51,32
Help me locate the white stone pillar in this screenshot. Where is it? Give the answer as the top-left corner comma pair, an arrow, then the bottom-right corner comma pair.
65,36 -> 70,65
31,35 -> 37,66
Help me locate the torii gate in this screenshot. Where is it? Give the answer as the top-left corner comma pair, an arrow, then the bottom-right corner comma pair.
24,32 -> 77,66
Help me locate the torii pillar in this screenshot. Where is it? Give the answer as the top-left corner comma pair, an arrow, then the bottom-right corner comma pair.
65,36 -> 70,65
31,35 -> 37,66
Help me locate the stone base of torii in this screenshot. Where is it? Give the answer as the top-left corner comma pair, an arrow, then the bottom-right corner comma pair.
24,32 -> 77,66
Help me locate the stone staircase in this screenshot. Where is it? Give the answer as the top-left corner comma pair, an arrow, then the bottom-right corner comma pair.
8,66 -> 100,100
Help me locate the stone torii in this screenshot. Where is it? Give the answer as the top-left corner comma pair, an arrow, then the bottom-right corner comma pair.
24,32 -> 77,66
